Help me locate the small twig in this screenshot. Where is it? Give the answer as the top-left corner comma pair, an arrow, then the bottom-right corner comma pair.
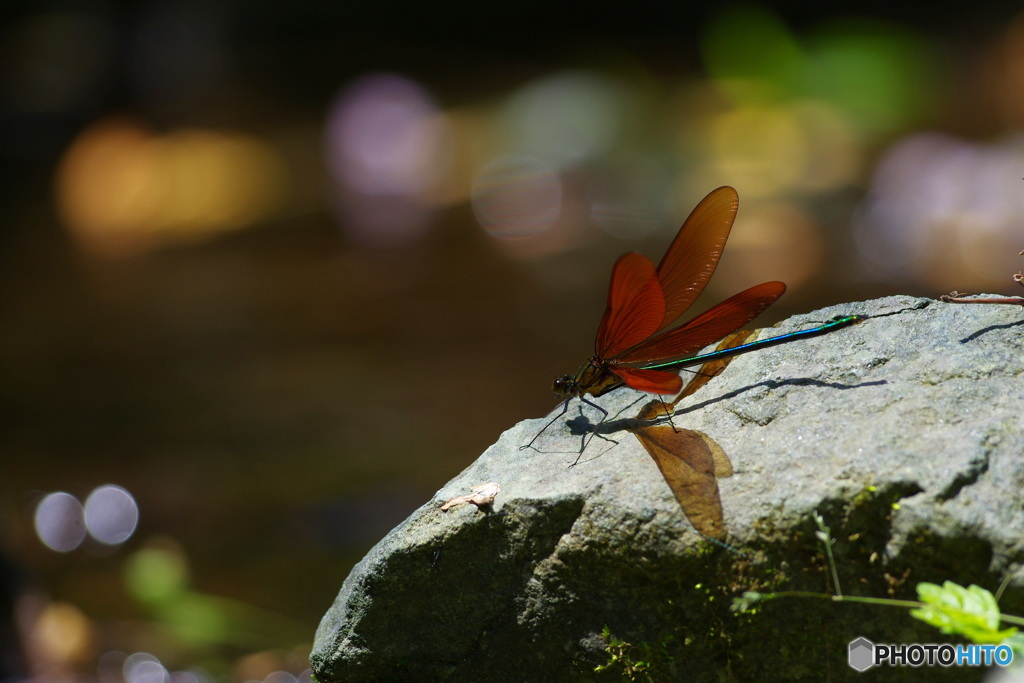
939,291 -> 1024,306
941,247 -> 1024,304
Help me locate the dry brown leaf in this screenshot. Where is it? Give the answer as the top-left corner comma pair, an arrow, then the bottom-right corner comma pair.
440,482 -> 501,511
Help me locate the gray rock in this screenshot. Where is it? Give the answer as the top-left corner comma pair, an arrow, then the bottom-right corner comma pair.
311,295 -> 1024,682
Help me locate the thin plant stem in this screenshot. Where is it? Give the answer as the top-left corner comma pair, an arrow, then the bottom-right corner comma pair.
813,509 -> 842,598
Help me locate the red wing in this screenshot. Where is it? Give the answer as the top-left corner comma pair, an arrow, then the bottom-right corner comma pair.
656,186 -> 739,330
614,281 -> 786,363
595,253 -> 666,358
608,366 -> 682,395
631,426 -> 729,539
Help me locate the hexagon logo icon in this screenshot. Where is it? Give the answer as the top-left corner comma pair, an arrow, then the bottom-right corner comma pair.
849,637 -> 875,672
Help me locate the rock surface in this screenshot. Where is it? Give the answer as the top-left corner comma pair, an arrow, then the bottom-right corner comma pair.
311,295 -> 1024,682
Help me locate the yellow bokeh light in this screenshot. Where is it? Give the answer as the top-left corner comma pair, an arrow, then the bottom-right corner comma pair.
717,200 -> 825,291
27,600 -> 96,669
788,100 -> 863,191
685,97 -> 862,200
56,119 -> 287,256
56,120 -> 161,254
156,130 -> 287,233
707,104 -> 806,198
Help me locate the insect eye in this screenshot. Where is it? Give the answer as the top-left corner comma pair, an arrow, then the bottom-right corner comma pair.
552,376 -> 573,394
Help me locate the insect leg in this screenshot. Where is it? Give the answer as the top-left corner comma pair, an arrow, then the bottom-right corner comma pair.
573,396 -> 610,465
520,398 -> 571,451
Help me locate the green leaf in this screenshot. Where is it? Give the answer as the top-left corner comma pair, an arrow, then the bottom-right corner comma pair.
910,581 -> 1018,644
730,591 -> 765,614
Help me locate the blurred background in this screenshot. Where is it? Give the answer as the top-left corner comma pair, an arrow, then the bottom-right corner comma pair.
2,0 -> 1024,680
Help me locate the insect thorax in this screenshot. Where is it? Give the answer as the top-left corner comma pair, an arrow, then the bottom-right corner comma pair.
551,357 -> 620,398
